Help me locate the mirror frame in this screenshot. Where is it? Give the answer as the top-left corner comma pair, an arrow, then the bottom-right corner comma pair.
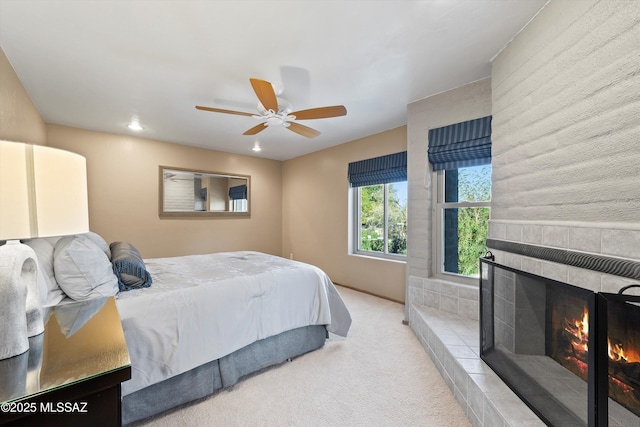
159,166 -> 251,218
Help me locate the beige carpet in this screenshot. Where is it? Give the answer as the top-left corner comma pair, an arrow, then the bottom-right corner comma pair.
131,286 -> 470,427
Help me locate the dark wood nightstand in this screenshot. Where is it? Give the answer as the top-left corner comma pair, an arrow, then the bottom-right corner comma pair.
0,297 -> 131,427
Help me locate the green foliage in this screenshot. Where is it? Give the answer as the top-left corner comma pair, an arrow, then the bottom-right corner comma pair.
457,207 -> 490,276
388,183 -> 407,255
457,166 -> 491,202
360,185 -> 384,252
359,183 -> 407,255
456,166 -> 491,276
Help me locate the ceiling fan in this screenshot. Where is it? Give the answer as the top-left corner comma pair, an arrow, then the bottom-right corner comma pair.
196,78 -> 347,138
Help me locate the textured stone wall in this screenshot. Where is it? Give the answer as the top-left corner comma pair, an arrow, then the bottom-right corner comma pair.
489,0 -> 640,294
491,0 -> 640,224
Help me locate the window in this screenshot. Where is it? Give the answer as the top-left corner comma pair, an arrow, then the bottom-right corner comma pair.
427,116 -> 492,280
228,184 -> 247,212
348,151 -> 407,261
435,165 -> 491,278
354,181 -> 407,258
232,199 -> 247,212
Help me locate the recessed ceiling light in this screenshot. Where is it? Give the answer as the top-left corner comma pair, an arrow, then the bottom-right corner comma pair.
252,141 -> 262,152
128,121 -> 143,131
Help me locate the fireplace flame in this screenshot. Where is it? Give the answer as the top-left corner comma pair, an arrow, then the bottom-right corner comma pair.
564,307 -> 640,363
565,308 -> 589,352
557,303 -> 640,418
608,339 -> 628,362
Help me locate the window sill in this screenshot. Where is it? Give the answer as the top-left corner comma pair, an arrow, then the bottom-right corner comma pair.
349,252 -> 407,264
431,272 -> 479,287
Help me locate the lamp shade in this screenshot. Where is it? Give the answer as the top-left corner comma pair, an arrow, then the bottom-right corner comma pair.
0,141 -> 89,240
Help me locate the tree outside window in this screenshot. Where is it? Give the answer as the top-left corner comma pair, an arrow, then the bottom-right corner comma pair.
357,181 -> 407,257
441,165 -> 491,277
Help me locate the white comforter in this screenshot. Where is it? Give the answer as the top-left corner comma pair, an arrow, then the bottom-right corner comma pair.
115,251 -> 351,396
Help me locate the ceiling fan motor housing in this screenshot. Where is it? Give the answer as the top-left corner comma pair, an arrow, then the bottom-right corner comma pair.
257,97 -> 292,116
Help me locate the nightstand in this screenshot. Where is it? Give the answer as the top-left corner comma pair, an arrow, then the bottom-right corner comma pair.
0,297 -> 131,427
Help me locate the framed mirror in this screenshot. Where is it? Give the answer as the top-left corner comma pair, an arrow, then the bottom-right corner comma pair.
159,166 -> 250,218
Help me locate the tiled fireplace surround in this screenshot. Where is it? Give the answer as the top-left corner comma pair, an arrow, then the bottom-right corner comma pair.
408,220 -> 640,427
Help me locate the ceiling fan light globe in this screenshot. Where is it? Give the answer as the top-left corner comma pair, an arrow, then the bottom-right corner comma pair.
266,117 -> 281,127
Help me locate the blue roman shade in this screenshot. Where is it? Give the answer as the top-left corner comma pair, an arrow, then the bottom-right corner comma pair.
348,151 -> 407,188
427,116 -> 492,171
228,184 -> 247,200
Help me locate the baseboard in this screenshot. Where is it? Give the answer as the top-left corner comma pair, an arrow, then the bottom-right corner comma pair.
333,282 -> 404,305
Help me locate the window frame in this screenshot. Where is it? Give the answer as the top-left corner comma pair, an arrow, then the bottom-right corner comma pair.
352,181 -> 407,262
431,167 -> 491,286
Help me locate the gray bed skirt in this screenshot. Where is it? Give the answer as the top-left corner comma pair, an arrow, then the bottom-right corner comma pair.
122,325 -> 328,425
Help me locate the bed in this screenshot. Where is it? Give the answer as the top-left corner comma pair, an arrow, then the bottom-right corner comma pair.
23,233 -> 352,425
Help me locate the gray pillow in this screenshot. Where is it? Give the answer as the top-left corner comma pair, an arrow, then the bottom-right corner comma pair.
109,241 -> 152,291
53,235 -> 119,301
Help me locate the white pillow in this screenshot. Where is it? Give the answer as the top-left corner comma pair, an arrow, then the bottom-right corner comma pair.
24,236 -> 65,306
53,235 -> 119,301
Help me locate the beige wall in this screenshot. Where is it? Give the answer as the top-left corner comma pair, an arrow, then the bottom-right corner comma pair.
0,47 -> 46,145
1,44 -> 282,261
46,124 -> 283,258
2,42 -> 407,301
282,127 -> 407,302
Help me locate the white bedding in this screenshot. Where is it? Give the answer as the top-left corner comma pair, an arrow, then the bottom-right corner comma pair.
115,251 -> 351,396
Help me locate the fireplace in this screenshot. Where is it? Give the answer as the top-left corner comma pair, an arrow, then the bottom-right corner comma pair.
479,258 -> 640,426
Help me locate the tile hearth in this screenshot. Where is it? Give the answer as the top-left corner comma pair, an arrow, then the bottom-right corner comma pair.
410,302 -> 640,426
409,303 -> 545,427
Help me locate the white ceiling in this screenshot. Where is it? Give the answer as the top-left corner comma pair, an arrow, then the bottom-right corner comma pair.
0,0 -> 547,161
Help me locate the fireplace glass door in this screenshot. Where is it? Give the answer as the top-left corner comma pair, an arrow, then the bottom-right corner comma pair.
598,291 -> 640,424
480,259 -> 596,426
480,259 -> 640,426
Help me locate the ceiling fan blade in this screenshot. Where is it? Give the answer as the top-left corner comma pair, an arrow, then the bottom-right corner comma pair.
196,105 -> 255,117
250,78 -> 278,112
243,123 -> 267,135
287,122 -> 321,138
290,105 -> 347,120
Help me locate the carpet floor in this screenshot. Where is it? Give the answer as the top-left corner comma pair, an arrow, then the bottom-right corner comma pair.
130,286 -> 470,427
